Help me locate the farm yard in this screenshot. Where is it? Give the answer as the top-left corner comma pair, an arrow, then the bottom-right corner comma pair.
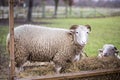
0,0 -> 120,80
0,16 -> 120,80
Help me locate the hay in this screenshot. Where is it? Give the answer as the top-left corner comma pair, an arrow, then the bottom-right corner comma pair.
18,63 -> 55,78
18,57 -> 120,80
80,57 -> 120,70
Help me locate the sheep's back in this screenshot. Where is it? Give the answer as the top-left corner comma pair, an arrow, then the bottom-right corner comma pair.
14,25 -> 74,62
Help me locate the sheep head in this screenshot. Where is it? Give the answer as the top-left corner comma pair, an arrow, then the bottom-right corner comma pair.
98,44 -> 119,58
69,25 -> 91,47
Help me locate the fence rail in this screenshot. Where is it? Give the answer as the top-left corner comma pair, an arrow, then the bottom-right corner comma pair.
17,68 -> 120,80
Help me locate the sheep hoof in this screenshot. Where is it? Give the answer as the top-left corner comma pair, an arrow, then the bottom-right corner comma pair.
55,66 -> 62,74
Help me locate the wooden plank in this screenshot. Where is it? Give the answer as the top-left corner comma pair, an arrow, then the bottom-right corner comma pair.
9,0 -> 15,80
17,68 -> 120,80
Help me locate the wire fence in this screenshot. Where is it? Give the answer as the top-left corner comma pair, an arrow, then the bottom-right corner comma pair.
0,6 -> 120,19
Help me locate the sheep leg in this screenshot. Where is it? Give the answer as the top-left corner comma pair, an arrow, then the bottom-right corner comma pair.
14,55 -> 29,74
73,54 -> 80,62
54,65 -> 62,74
53,55 -> 63,73
81,51 -> 88,57
15,66 -> 24,74
15,59 -> 29,74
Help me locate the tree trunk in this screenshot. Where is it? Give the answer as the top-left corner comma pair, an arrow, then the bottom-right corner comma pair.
27,0 -> 33,22
65,0 -> 69,18
69,6 -> 72,16
0,0 -> 8,6
53,0 -> 59,18
41,0 -> 46,18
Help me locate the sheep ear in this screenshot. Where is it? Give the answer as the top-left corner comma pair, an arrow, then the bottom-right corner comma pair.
68,25 -> 78,35
85,25 -> 91,31
98,49 -> 103,53
68,30 -> 75,35
70,25 -> 78,30
116,50 -> 119,53
114,47 -> 117,50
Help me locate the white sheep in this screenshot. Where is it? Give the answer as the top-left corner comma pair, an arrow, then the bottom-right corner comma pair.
6,24 -> 91,73
98,44 -> 120,59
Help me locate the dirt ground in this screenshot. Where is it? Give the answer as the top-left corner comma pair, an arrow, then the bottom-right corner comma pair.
0,45 -> 9,80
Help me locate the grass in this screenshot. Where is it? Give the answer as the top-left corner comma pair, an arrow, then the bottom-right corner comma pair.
0,16 -> 120,56
0,26 -> 9,46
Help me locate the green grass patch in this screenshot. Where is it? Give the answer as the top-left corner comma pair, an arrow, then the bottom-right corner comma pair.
0,26 -> 9,46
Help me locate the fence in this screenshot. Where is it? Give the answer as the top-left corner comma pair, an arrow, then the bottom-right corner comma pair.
0,6 -> 27,19
0,6 -> 120,19
17,68 -> 120,80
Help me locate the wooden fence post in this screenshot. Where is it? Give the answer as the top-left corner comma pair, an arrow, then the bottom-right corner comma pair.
9,0 -> 15,80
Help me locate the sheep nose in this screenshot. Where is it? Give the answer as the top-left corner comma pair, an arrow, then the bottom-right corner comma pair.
103,53 -> 107,57
82,41 -> 87,44
81,41 -> 86,46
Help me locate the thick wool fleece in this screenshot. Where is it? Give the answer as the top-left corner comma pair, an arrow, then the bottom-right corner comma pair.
7,24 -> 79,67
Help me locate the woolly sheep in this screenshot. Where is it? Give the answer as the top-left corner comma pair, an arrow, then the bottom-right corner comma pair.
98,44 -> 120,59
6,24 -> 91,73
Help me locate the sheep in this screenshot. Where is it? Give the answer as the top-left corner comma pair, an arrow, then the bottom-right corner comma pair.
98,44 -> 120,59
6,24 -> 91,73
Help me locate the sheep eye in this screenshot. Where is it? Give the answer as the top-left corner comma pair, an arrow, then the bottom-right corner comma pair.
112,49 -> 115,50
76,32 -> 78,33
87,32 -> 89,34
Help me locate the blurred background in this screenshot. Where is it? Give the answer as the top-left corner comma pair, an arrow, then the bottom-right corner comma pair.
0,0 -> 120,20
0,0 -> 120,79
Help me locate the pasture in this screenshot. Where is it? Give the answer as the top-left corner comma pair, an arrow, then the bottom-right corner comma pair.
0,16 -> 120,56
